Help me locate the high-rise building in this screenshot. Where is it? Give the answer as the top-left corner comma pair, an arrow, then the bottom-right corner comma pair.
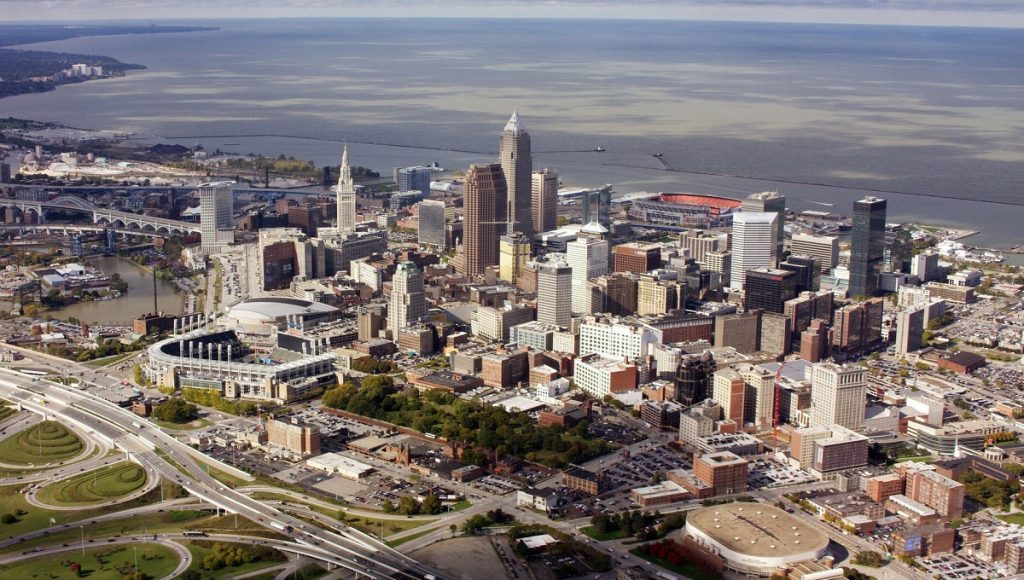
895,307 -> 925,356
779,255 -> 821,292
531,168 -> 558,237
198,181 -> 235,253
693,451 -> 748,497
729,212 -> 778,289
266,417 -> 320,457
536,261 -> 572,327
499,232 -> 532,284
911,253 -> 940,283
790,233 -> 839,275
459,163 -> 507,278
744,268 -> 797,314
579,319 -> 659,359
418,199 -> 446,248
809,362 -> 867,431
742,191 -> 785,258
712,368 -> 746,424
703,250 -> 732,292
499,111 -> 533,240
680,229 -> 728,264
589,272 -> 638,316
397,166 -> 432,195
357,305 -> 386,341
613,242 -> 661,273
637,272 -> 683,315
336,146 -> 357,235
388,261 -> 425,338
849,196 -> 887,297
675,352 -> 716,406
714,310 -> 761,354
567,237 -> 609,314
799,319 -> 830,363
0,163 -> 11,184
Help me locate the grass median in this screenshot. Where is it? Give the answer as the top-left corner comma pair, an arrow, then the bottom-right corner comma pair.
35,461 -> 148,507
0,421 -> 83,465
0,542 -> 180,580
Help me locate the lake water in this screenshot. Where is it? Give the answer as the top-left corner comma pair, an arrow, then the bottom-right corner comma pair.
55,256 -> 183,324
2,19 -> 1022,247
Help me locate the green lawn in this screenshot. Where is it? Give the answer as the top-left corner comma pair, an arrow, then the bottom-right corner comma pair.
0,406 -> 15,423
0,421 -> 84,465
339,513 -> 430,538
998,514 -> 1024,525
895,455 -> 934,463
201,462 -> 251,488
35,461 -> 148,506
183,540 -> 286,579
386,526 -> 438,547
631,545 -> 722,580
580,525 -> 630,541
448,499 -> 471,512
153,417 -> 213,431
0,542 -> 180,580
83,351 -> 141,368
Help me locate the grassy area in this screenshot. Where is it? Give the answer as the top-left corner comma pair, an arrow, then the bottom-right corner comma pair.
579,525 -> 630,541
0,542 -> 180,580
998,514 -> 1024,525
0,405 -> 15,423
36,461 -> 147,506
386,526 -> 438,547
200,462 -> 251,488
0,421 -> 84,465
183,540 -> 286,579
153,417 -> 213,431
83,351 -> 140,367
339,513 -> 430,538
448,499 -> 471,512
894,455 -> 934,463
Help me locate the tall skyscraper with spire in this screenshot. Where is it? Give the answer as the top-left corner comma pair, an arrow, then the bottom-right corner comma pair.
336,145 -> 357,235
499,111 -> 533,241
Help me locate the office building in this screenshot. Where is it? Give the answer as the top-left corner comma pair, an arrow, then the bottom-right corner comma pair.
911,253 -> 940,283
335,146 -> 357,235
531,168 -> 558,237
799,319 -> 830,363
759,312 -> 792,356
499,232 -> 532,284
742,191 -> 785,258
579,319 -> 659,359
574,353 -> 638,398
693,451 -> 749,497
790,233 -> 838,275
536,261 -> 572,327
895,307 -> 926,356
567,236 -> 609,314
712,368 -> 746,424
680,229 -> 728,264
730,212 -> 778,289
589,272 -> 638,316
637,272 -> 683,316
714,310 -> 761,354
779,255 -> 820,292
418,199 -> 446,248
388,261 -> 425,338
397,166 -> 431,196
472,304 -> 534,343
849,196 -> 887,297
357,305 -> 386,341
675,352 -> 716,406
809,362 -> 867,431
499,111 -> 533,240
198,181 -> 235,253
703,250 -> 731,292
266,417 -> 321,457
832,298 -> 884,357
459,163 -> 507,278
744,268 -> 797,314
613,242 -> 661,273
905,468 -> 964,521
810,425 -> 869,474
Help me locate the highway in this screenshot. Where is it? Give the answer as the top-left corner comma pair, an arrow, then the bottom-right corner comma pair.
0,366 -> 446,580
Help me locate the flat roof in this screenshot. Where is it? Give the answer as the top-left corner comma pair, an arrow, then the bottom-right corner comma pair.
687,503 -> 828,558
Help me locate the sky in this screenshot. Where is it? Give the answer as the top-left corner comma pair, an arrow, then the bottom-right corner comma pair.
3,0 -> 1024,28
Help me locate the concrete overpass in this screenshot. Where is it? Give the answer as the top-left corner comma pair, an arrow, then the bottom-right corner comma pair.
0,196 -> 200,235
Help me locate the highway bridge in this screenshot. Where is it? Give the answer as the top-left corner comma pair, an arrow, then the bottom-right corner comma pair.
0,362 -> 444,580
0,195 -> 200,235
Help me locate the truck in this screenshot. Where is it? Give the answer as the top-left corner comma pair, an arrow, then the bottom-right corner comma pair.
131,421 -> 143,430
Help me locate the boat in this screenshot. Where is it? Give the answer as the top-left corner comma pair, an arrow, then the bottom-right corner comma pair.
595,146 -> 605,152
806,200 -> 835,207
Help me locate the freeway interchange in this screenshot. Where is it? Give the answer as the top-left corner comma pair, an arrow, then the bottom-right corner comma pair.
0,366 -> 445,580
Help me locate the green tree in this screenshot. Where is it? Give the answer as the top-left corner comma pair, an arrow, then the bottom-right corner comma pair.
398,495 -> 420,516
151,398 -> 199,423
421,494 -> 442,515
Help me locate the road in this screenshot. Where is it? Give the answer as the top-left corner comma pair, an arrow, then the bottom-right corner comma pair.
0,365 -> 445,580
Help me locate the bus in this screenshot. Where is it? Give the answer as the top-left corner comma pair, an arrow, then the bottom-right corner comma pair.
182,531 -> 207,537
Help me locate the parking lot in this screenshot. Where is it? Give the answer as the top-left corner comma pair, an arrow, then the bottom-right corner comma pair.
920,553 -> 999,579
748,458 -> 817,489
598,446 -> 692,498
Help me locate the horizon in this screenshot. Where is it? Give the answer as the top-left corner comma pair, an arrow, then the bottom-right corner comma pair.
2,1 -> 1024,29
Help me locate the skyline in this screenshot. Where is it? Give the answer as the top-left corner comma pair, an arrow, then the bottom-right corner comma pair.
3,0 -> 1024,28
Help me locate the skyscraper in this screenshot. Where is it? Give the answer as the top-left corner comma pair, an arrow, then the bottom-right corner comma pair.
336,146 -> 357,235
537,261 -> 572,327
809,362 -> 867,431
499,111 -> 533,240
729,212 -> 778,289
499,232 -> 531,284
567,236 -> 609,314
791,233 -> 839,275
397,166 -> 431,195
742,191 -> 786,258
418,200 -> 446,249
744,268 -> 797,314
532,168 -> 558,236
459,163 -> 507,278
198,181 -> 235,253
849,196 -> 887,297
389,261 -> 425,337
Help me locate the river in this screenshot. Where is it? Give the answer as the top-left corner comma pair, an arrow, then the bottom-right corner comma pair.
54,256 -> 184,325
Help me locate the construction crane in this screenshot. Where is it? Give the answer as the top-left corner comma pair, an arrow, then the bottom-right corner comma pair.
772,361 -> 787,456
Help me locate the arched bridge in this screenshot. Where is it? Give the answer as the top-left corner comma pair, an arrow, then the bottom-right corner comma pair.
0,196 -> 200,235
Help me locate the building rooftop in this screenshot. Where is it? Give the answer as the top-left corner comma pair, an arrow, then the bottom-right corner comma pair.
687,503 -> 828,559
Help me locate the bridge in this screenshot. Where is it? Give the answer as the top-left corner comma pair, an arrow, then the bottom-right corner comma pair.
0,196 -> 200,235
